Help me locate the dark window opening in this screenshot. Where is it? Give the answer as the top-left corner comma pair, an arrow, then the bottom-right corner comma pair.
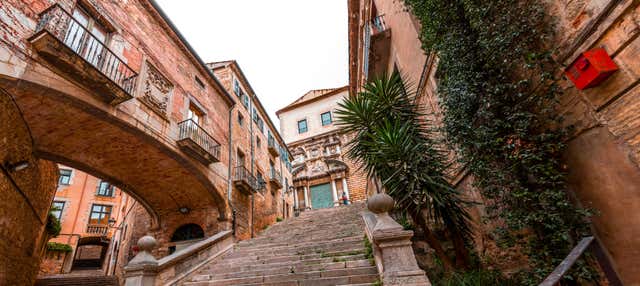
171,223 -> 205,242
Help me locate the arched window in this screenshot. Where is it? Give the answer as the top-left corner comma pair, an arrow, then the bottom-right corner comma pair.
170,224 -> 204,242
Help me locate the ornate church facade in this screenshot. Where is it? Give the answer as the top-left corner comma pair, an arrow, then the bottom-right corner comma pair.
277,87 -> 369,211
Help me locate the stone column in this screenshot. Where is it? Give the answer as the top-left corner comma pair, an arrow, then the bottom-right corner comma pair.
331,179 -> 339,206
303,186 -> 310,209
124,236 -> 159,286
342,177 -> 350,204
365,193 -> 431,286
293,187 -> 299,209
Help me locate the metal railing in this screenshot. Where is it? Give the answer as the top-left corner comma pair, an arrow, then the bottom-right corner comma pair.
86,224 -> 108,235
539,236 -> 622,286
270,168 -> 282,183
233,166 -> 258,191
370,15 -> 387,35
178,119 -> 221,159
267,135 -> 278,151
34,4 -> 137,95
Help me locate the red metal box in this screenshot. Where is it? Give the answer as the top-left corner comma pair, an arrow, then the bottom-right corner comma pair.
565,48 -> 618,90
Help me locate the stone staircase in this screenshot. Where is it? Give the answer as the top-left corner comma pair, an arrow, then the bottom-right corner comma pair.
35,275 -> 118,286
181,203 -> 380,286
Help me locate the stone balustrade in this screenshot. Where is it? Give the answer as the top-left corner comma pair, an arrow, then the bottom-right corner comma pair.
362,193 -> 431,286
124,230 -> 233,286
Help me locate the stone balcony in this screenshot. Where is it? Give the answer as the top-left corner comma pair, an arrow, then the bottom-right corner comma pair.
233,166 -> 258,194
28,4 -> 137,105
269,168 -> 283,189
177,119 -> 221,165
268,136 -> 279,157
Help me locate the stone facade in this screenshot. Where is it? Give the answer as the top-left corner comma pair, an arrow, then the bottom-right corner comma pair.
210,61 -> 294,240
277,87 -> 369,211
0,0 -> 293,283
348,0 -> 640,284
0,88 -> 59,285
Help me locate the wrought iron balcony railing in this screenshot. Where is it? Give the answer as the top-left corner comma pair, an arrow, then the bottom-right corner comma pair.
233,166 -> 258,193
267,136 -> 279,156
86,224 -> 109,235
33,4 -> 137,97
177,119 -> 221,164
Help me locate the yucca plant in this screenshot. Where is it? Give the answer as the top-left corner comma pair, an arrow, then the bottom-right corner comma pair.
336,71 -> 473,271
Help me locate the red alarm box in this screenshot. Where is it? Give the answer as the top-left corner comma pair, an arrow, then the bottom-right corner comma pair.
565,48 -> 618,90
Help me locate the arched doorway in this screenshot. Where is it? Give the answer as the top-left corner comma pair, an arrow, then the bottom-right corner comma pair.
168,224 -> 205,254
72,237 -> 110,271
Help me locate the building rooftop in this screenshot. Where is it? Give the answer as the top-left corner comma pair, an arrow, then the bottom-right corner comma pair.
276,86 -> 349,116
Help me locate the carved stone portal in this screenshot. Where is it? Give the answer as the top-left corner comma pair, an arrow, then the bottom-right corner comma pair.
140,62 -> 172,117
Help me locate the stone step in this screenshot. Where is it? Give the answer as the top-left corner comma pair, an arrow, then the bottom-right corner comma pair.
236,235 -> 363,250
209,248 -> 366,266
186,268 -> 378,286
35,276 -> 118,286
227,238 -> 364,258
204,254 -> 368,274
203,259 -> 373,280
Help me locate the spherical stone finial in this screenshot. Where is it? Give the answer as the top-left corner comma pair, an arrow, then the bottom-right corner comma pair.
367,193 -> 395,214
137,235 -> 157,252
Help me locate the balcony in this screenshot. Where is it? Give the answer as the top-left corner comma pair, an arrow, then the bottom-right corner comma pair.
86,224 -> 109,236
269,169 -> 283,189
365,14 -> 391,79
233,166 -> 258,194
267,136 -> 279,157
28,4 -> 137,105
177,119 -> 221,165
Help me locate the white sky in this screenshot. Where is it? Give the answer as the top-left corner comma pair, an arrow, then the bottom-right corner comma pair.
155,0 -> 349,129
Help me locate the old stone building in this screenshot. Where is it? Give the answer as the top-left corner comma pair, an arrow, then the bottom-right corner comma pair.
209,60 -> 294,240
0,0 -> 291,283
349,0 -> 640,284
39,166 -> 134,276
277,87 -> 368,211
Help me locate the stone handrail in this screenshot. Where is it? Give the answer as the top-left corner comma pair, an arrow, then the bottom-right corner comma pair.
363,193 -> 431,286
124,230 -> 233,286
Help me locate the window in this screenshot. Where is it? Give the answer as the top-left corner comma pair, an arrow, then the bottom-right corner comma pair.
66,5 -> 109,66
321,112 -> 332,126
195,76 -> 205,89
238,113 -> 244,126
51,201 -> 65,220
96,181 -> 115,197
59,169 -> 72,185
187,103 -> 204,124
233,79 -> 243,97
256,136 -> 261,148
256,171 -> 265,188
257,118 -> 264,134
89,204 -> 112,225
297,119 -> 308,134
242,94 -> 249,108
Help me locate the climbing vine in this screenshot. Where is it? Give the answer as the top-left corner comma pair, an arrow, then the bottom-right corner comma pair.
402,0 -> 594,284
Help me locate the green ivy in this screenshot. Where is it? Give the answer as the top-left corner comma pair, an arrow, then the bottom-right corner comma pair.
46,242 -> 72,253
402,0 -> 595,284
46,213 -> 61,237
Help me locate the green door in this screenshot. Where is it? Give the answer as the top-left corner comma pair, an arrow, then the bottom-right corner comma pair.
310,183 -> 333,209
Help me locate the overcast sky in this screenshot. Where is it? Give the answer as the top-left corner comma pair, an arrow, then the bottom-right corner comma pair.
155,0 -> 349,129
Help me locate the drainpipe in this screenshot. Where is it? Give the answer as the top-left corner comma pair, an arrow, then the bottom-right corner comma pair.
249,96 -> 255,238
227,107 -> 236,236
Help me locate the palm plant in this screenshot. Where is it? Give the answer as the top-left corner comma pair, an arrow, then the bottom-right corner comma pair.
335,71 -> 473,271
